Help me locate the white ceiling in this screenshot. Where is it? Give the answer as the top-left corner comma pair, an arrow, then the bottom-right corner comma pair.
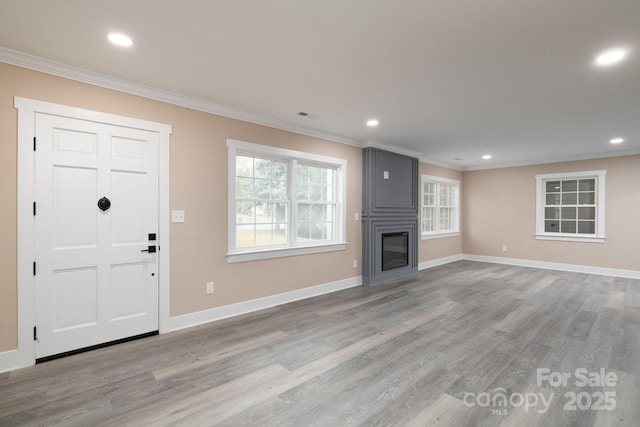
1,0 -> 639,169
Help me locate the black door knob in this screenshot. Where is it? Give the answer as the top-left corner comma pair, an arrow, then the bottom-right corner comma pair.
97,197 -> 111,212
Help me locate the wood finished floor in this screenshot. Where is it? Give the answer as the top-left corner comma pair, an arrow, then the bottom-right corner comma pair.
1,260 -> 639,426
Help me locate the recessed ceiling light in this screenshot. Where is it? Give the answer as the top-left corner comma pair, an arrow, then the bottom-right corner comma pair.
366,119 -> 379,127
482,154 -> 492,160
594,48 -> 627,67
610,137 -> 624,144
108,33 -> 133,47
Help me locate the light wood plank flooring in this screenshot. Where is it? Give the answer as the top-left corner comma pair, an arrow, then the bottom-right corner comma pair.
1,260 -> 639,426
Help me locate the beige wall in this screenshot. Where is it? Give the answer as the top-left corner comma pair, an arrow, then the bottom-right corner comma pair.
0,63 -> 362,352
462,155 -> 640,270
418,162 -> 463,263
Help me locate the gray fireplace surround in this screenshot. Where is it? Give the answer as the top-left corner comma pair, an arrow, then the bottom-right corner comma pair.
362,148 -> 419,285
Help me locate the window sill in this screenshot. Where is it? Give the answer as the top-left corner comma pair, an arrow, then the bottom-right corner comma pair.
228,242 -> 347,263
535,234 -> 605,243
421,232 -> 460,241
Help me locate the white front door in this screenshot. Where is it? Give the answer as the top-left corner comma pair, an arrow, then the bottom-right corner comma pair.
34,112 -> 159,358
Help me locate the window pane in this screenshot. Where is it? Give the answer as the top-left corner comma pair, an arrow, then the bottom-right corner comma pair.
578,221 -> 595,234
310,204 -> 325,222
309,183 -> 323,202
255,202 -> 272,223
546,194 -> 561,205
440,184 -> 452,206
274,203 -> 288,224
236,201 -> 255,224
545,207 -> 560,220
254,178 -> 270,199
272,161 -> 286,180
562,192 -> 577,205
298,203 -> 310,221
545,220 -> 559,232
236,156 -> 253,177
255,224 -> 275,246
562,180 -> 577,192
546,181 -> 561,192
297,164 -> 309,182
423,206 -> 436,232
309,166 -> 322,183
236,177 -> 253,199
579,192 -> 594,205
440,207 -> 452,231
310,223 -> 323,240
424,182 -> 436,206
578,207 -> 595,220
561,207 -> 576,220
560,221 -> 577,233
579,179 -> 595,191
272,227 -> 287,245
271,179 -> 287,200
236,224 -> 255,248
297,182 -> 309,200
254,158 -> 271,179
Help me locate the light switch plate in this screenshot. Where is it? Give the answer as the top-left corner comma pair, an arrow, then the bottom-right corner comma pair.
383,171 -> 389,180
171,210 -> 185,223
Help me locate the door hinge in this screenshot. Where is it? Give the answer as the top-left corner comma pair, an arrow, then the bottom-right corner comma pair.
33,326 -> 37,341
33,261 -> 36,276
33,137 -> 36,151
33,201 -> 36,216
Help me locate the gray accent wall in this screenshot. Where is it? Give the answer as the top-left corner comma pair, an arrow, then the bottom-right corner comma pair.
362,148 -> 419,285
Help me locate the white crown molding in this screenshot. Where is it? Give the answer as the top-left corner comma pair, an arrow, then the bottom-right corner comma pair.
419,156 -> 464,171
363,140 -> 423,159
0,47 -> 363,149
463,148 -> 640,171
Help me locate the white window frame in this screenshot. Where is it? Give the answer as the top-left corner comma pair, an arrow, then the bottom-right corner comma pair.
227,139 -> 347,262
420,175 -> 460,239
535,170 -> 606,243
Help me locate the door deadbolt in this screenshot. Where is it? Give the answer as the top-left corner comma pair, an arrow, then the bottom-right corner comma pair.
97,196 -> 111,212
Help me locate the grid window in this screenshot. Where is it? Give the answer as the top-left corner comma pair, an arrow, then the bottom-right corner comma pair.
228,139 -> 347,261
543,178 -> 596,235
421,176 -> 460,237
535,170 -> 606,242
235,155 -> 288,248
296,164 -> 338,242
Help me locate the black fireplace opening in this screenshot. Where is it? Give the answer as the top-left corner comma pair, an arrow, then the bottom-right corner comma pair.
381,232 -> 409,271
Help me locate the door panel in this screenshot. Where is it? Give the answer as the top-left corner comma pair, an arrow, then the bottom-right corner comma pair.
54,166 -> 97,248
53,267 -> 98,330
35,113 -> 159,358
111,263 -> 148,320
111,171 -> 146,244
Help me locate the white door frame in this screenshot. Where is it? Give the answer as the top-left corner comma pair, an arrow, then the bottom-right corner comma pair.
13,97 -> 172,370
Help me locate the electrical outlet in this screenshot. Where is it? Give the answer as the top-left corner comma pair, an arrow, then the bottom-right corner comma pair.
502,245 -> 508,252
353,259 -> 358,268
171,210 -> 185,223
206,282 -> 214,294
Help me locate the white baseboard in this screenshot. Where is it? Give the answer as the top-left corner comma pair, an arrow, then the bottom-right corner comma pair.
418,254 -> 464,271
0,348 -> 28,374
166,275 -> 362,333
463,254 -> 640,279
